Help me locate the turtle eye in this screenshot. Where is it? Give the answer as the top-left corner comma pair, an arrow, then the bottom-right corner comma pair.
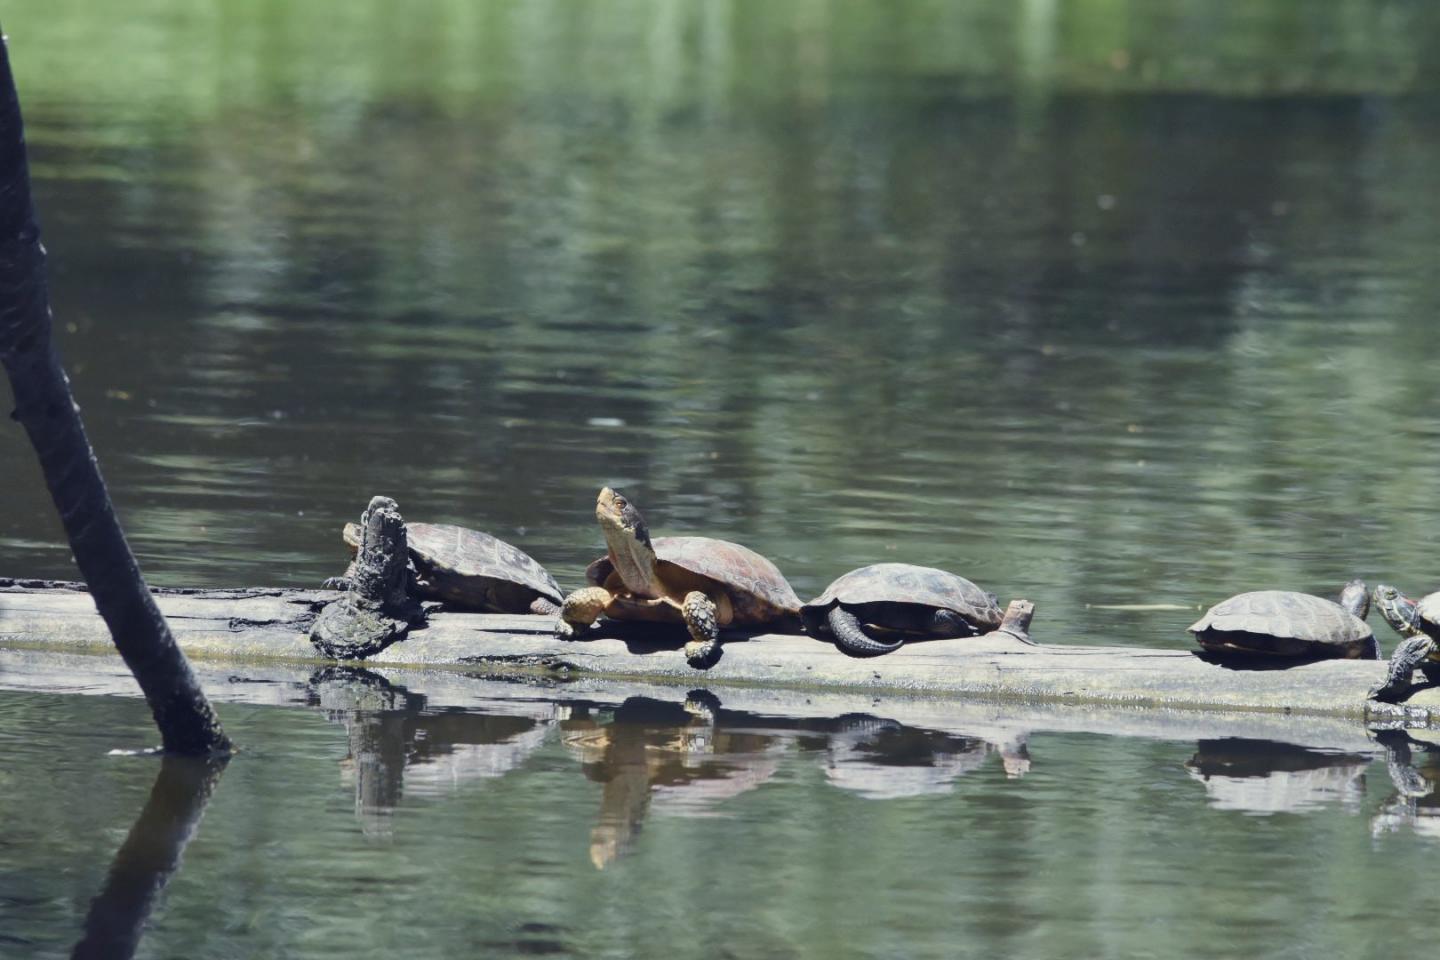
614,497 -> 627,509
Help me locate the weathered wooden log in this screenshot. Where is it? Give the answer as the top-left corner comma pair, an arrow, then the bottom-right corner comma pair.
1,581 -> 1436,720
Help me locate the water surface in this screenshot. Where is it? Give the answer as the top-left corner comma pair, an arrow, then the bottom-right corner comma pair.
1,673 -> 1437,959
3,4 -> 1440,955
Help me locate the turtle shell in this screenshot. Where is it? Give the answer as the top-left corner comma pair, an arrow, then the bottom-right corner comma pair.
800,563 -> 1003,637
1187,590 -> 1373,657
343,521 -> 561,611
406,523 -> 562,609
584,536 -> 801,624
1412,592 -> 1440,643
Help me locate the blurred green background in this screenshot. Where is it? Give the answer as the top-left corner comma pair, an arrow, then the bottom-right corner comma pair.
2,0 -> 1439,647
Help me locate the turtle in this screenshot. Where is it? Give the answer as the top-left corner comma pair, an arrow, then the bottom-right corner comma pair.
555,487 -> 802,666
1187,579 -> 1377,660
799,563 -> 1033,656
1368,583 -> 1440,703
328,520 -> 563,615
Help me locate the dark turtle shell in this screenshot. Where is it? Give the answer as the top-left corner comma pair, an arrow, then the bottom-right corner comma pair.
1188,590 -> 1373,657
800,563 -> 1003,637
585,536 -> 801,624
345,521 -> 561,612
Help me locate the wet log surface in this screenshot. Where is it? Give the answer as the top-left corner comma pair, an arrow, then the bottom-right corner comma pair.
2,580 -> 1437,720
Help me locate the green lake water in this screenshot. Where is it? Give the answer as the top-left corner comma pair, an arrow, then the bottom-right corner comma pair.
3,1 -> 1440,955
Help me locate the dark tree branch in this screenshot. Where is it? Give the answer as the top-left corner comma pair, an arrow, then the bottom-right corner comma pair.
0,29 -> 230,753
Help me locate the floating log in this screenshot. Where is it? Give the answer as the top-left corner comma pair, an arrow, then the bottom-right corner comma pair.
1,581 -> 1436,721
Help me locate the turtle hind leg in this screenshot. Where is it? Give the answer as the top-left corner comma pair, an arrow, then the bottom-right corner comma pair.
828,607 -> 902,657
530,596 -> 562,617
1369,635 -> 1437,703
557,587 -> 612,639
682,591 -> 721,666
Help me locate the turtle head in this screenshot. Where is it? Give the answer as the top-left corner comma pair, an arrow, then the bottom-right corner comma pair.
595,487 -> 659,595
1373,583 -> 1422,638
1339,579 -> 1370,620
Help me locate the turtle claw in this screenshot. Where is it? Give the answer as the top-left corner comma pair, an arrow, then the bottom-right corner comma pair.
555,618 -> 590,641
684,639 -> 718,667
322,576 -> 351,591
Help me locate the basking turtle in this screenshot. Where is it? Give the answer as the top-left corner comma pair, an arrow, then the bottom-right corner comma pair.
556,488 -> 802,665
1369,584 -> 1440,703
330,521 -> 562,615
1188,580 -> 1377,660
800,563 -> 1032,656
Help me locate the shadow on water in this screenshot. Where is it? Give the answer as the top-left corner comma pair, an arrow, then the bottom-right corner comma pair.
70,754 -> 229,960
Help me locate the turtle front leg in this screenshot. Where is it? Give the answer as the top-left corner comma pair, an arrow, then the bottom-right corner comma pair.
322,560 -> 359,592
1369,635 -> 1438,703
682,591 -> 721,665
930,608 -> 976,638
530,596 -> 562,617
557,587 -> 613,640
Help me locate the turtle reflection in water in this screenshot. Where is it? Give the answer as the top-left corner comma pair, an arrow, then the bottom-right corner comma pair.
328,519 -> 563,615
557,488 -> 802,665
1188,580 -> 1378,661
1371,728 -> 1440,838
1368,584 -> 1440,703
1184,738 -> 1371,815
824,716 -> 1030,796
310,667 -> 564,838
801,563 -> 1034,657
562,696 -> 783,869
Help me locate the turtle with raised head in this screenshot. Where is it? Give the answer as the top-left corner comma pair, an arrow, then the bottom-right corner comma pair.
329,521 -> 562,615
1188,580 -> 1377,660
1369,583 -> 1440,703
556,488 -> 802,666
800,563 -> 1034,656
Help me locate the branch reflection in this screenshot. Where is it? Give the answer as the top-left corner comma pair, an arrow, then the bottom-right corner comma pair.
70,754 -> 229,960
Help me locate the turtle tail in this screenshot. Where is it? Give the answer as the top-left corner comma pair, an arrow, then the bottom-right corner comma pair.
828,607 -> 903,657
530,596 -> 562,617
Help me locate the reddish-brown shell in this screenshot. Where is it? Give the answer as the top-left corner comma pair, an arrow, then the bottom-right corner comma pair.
585,536 -> 801,625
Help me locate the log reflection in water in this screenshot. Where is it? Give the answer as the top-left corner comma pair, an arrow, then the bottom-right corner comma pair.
70,754 -> 228,960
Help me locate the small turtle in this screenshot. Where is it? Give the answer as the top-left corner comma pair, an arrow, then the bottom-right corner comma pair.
556,487 -> 802,666
329,520 -> 562,615
1188,580 -> 1377,660
800,563 -> 1033,656
1368,584 -> 1440,703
